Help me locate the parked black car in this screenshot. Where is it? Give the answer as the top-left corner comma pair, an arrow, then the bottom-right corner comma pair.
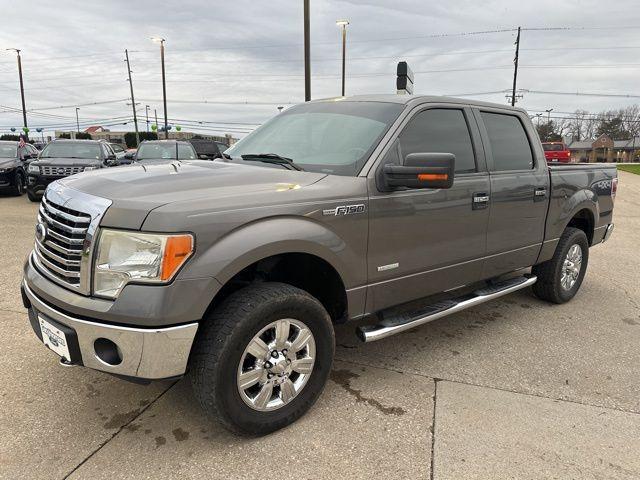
189,139 -> 225,160
129,140 -> 197,162
26,139 -> 117,201
0,140 -> 38,196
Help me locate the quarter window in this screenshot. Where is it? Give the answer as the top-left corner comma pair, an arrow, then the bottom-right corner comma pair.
397,108 -> 476,173
481,112 -> 534,171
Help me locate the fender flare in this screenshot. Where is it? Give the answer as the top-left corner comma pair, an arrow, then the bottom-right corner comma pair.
186,216 -> 360,289
558,189 -> 598,239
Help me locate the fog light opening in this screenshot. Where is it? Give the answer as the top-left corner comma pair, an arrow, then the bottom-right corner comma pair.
94,338 -> 123,366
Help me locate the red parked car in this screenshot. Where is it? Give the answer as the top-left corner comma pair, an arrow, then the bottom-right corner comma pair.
542,142 -> 571,163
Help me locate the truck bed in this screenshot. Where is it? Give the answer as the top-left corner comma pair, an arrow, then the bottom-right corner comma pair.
545,163 -> 617,247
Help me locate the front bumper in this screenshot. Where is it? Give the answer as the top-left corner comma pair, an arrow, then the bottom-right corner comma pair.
27,174 -> 58,197
22,280 -> 198,380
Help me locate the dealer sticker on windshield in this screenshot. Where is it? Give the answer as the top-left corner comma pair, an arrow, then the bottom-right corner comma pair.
39,316 -> 70,361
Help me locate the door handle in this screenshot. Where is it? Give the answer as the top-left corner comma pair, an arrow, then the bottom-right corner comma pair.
534,187 -> 547,202
472,192 -> 490,210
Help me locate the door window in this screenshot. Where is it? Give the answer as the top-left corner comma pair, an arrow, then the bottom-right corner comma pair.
396,108 -> 476,173
481,112 -> 534,171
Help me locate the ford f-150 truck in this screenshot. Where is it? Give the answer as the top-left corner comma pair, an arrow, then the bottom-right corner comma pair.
21,95 -> 617,435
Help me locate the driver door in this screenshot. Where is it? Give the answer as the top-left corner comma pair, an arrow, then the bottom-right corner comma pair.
366,105 -> 491,312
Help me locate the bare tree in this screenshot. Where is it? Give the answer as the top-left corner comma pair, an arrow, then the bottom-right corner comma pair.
619,105 -> 640,139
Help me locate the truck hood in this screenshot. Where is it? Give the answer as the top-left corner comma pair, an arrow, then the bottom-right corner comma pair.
0,158 -> 19,169
59,160 -> 327,229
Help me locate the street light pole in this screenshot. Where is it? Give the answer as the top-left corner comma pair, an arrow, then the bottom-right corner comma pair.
145,105 -> 150,132
151,37 -> 168,139
303,0 -> 311,101
125,49 -> 140,147
75,107 -> 80,134
6,48 -> 28,138
545,108 -> 553,123
336,20 -> 349,97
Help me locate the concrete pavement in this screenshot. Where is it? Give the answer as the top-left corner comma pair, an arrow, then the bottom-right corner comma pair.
1,171 -> 638,479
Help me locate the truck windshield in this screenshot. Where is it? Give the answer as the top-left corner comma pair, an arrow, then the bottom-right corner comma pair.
137,143 -> 197,160
40,143 -> 100,159
226,101 -> 404,176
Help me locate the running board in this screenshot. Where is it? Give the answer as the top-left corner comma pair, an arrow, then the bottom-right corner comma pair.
356,275 -> 537,343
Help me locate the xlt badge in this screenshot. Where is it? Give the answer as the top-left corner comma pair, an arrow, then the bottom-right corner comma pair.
322,204 -> 366,216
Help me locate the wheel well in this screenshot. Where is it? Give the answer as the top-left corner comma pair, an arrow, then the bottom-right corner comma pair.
567,209 -> 594,244
206,253 -> 348,323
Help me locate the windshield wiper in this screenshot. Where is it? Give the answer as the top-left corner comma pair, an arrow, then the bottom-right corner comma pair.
241,153 -> 305,171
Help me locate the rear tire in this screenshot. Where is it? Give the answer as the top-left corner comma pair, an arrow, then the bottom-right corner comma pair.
190,282 -> 335,436
532,227 -> 589,304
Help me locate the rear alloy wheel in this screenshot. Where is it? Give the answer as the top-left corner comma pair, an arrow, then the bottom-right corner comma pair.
532,227 -> 589,304
190,282 -> 334,436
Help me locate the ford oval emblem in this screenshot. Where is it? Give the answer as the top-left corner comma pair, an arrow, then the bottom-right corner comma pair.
35,222 -> 47,243
57,167 -> 65,175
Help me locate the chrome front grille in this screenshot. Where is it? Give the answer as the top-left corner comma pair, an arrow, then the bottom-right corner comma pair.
40,165 -> 85,176
35,196 -> 91,288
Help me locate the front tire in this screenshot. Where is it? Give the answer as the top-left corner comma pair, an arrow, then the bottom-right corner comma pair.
10,171 -> 25,196
27,189 -> 40,202
190,282 -> 335,436
532,227 -> 589,304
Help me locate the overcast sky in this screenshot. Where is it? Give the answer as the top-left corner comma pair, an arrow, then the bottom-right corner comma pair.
1,0 -> 640,138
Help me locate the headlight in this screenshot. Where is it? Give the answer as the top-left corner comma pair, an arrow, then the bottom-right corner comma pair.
28,164 -> 40,174
84,166 -> 97,171
94,229 -> 194,298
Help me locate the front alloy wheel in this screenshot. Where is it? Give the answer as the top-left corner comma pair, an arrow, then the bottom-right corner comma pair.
237,318 -> 315,411
190,282 -> 334,436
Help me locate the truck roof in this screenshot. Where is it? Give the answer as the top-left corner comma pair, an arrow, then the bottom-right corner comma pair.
310,94 -> 527,113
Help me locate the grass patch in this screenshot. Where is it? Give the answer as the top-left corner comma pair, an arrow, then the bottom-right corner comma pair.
617,164 -> 640,175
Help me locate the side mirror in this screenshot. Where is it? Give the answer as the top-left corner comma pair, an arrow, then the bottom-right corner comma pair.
198,154 -> 211,160
382,153 -> 455,190
104,155 -> 117,166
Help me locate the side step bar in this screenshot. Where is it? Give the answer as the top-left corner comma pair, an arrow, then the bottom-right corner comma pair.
356,275 -> 537,343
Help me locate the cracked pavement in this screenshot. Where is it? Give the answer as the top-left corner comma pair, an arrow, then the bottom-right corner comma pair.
1,171 -> 639,479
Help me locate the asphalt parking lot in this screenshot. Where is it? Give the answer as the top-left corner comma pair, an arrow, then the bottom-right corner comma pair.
1,171 -> 639,480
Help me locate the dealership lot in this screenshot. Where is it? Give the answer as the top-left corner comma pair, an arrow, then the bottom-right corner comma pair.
1,171 -> 638,480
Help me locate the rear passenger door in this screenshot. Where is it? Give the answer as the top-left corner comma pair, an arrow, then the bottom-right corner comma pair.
366,105 -> 491,312
474,108 -> 549,278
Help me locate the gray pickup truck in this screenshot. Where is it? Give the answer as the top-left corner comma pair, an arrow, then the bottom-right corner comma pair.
21,95 -> 617,435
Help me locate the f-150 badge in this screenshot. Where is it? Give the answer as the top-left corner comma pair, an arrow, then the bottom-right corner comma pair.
322,204 -> 366,216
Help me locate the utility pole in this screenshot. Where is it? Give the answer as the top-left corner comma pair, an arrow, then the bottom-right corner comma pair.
6,48 -> 28,138
75,107 -> 80,134
304,0 -> 311,101
145,105 -> 150,132
510,26 -> 521,107
154,108 -> 158,136
336,20 -> 349,96
125,49 -> 140,147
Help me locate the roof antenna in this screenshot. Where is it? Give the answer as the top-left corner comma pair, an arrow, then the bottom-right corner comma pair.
396,62 -> 414,95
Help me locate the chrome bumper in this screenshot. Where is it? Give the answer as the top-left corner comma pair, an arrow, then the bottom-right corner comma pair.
22,281 -> 198,380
